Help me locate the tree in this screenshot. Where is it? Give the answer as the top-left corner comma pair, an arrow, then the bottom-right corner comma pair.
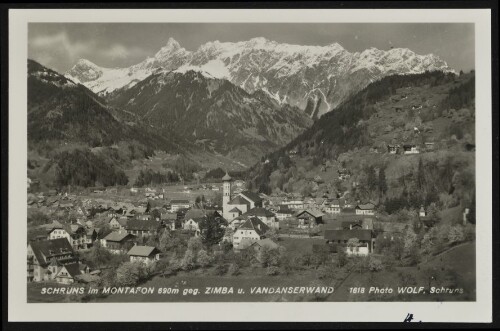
158,229 -> 172,252
368,256 -> 383,272
181,249 -> 196,271
448,225 -> 465,244
378,166 -> 388,197
199,213 -> 226,246
337,248 -> 348,267
85,241 -> 113,268
116,261 -> 145,286
403,226 -> 418,256
197,249 -> 212,268
417,158 -> 425,190
265,228 -> 279,242
347,238 -> 360,254
366,165 -> 377,192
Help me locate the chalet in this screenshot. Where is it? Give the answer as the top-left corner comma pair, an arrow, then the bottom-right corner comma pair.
183,217 -> 203,237
296,209 -> 325,228
240,207 -> 279,229
387,144 -> 400,154
402,144 -> 419,154
109,217 -> 128,231
275,205 -> 294,221
355,203 -> 376,216
126,219 -> 161,238
47,224 -> 87,250
232,217 -> 269,249
170,200 -> 191,212
325,199 -> 344,214
282,199 -> 305,210
102,231 -> 137,254
127,245 -> 161,265
27,238 -> 77,282
324,229 -> 374,255
160,212 -> 177,230
54,262 -> 82,285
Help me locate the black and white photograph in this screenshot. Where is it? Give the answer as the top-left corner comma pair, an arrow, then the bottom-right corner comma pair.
6,6 -> 495,323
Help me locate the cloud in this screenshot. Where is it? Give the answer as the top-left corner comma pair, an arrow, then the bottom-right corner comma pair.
29,31 -> 150,71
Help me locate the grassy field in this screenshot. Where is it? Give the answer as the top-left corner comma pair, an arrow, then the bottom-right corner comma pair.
332,242 -> 476,302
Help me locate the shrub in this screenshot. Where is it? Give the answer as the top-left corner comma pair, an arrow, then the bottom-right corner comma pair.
228,263 -> 240,276
368,257 -> 383,272
266,266 -> 280,276
214,263 -> 228,276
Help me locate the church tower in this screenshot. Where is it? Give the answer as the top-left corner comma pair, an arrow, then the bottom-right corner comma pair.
222,172 -> 232,220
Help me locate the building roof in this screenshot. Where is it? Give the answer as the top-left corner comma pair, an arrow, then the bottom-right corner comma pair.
161,212 -> 177,221
184,208 -> 206,220
228,207 -> 242,213
126,219 -> 159,231
242,207 -> 275,218
228,195 -> 250,206
127,245 -> 160,257
103,231 -> 136,243
356,203 -> 376,210
29,238 -> 75,267
59,262 -> 82,278
171,199 -> 190,204
252,238 -> 279,250
237,217 -> 269,236
276,205 -> 293,214
324,229 -> 373,241
296,208 -> 325,219
222,173 -> 232,181
240,191 -> 263,204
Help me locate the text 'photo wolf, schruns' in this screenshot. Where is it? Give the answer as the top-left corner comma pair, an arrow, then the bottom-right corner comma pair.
26,23 -> 476,303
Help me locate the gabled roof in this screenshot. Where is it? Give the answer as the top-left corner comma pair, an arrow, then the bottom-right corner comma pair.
240,191 -> 263,204
29,238 -> 75,267
228,195 -> 250,206
161,212 -> 177,221
127,245 -> 160,257
228,207 -> 242,213
184,208 -> 206,220
296,208 -> 325,218
126,219 -> 159,231
276,205 -> 293,214
237,217 -> 269,236
222,173 -> 232,181
171,199 -> 190,204
103,231 -> 136,242
356,203 -> 376,210
324,229 -> 373,241
58,262 -> 82,278
242,207 -> 275,218
252,238 -> 279,250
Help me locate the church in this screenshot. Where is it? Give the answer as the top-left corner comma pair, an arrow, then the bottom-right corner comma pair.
222,173 -> 263,221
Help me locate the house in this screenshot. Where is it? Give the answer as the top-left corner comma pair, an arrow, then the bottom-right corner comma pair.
183,217 -> 203,237
102,231 -> 137,254
296,209 -> 325,228
282,199 -> 305,210
250,238 -> 279,252
160,212 -> 177,230
355,203 -> 376,216
232,217 -> 270,249
47,224 -> 87,250
275,205 -> 294,221
325,199 -> 344,214
27,238 -> 78,282
170,200 -> 191,212
402,144 -> 419,154
324,229 -> 374,255
127,245 -> 161,265
341,218 -> 374,230
126,219 -> 161,238
109,217 -> 128,231
85,228 -> 98,248
387,144 -> 400,154
238,207 -> 279,229
54,262 -> 82,285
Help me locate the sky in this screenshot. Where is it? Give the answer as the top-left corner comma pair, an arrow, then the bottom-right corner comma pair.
28,23 -> 475,73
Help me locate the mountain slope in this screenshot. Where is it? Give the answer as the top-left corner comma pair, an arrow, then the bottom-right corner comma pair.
246,70 -> 475,195
66,37 -> 454,116
108,69 -> 313,165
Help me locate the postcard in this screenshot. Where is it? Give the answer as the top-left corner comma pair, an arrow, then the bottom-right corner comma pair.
7,7 -> 493,323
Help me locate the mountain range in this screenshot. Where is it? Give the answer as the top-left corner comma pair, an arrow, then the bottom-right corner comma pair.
66,37 -> 454,117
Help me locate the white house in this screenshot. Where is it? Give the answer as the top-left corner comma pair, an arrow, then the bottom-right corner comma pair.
232,217 -> 269,249
170,200 -> 191,212
47,224 -> 87,250
222,173 -> 263,221
127,245 -> 161,265
355,203 -> 376,216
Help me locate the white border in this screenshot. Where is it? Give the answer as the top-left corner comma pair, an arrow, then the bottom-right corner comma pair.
9,9 -> 492,322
